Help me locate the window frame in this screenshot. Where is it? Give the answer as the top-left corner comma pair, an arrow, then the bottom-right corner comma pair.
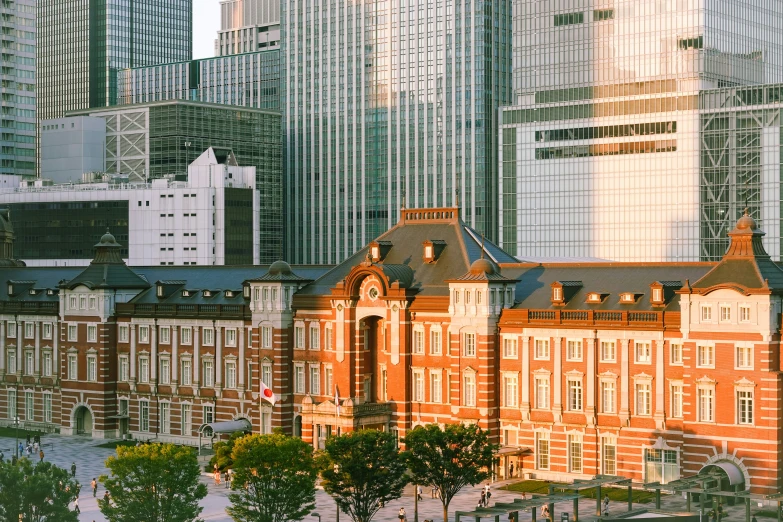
463,332 -> 476,357
567,378 -> 583,411
534,338 -> 550,360
566,339 -> 583,361
634,341 -> 652,364
696,345 -> 715,368
735,345 -> 753,370
600,341 -> 616,362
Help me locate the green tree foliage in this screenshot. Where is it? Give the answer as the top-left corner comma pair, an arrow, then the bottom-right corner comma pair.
402,424 -> 498,522
320,429 -> 410,522
99,443 -> 207,522
226,433 -> 318,522
0,458 -> 79,522
209,431 -> 248,472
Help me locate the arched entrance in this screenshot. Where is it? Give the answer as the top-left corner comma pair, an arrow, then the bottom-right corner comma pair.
699,461 -> 745,505
74,406 -> 93,435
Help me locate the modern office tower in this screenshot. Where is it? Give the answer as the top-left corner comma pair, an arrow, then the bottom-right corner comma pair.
0,0 -> 35,178
283,0 -> 512,264
216,0 -> 280,56
500,1 -> 783,262
117,50 -> 280,111
36,0 -> 193,165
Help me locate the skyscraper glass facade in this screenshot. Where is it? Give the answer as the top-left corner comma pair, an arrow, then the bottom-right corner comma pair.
500,0 -> 783,262
283,0 -> 512,264
216,0 -> 280,56
0,0 -> 35,177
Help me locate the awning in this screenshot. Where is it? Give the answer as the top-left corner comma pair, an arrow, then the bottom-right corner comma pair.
496,445 -> 531,457
700,461 -> 744,486
199,419 -> 251,435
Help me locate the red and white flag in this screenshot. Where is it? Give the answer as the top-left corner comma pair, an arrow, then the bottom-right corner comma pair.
260,380 -> 277,406
335,387 -> 341,416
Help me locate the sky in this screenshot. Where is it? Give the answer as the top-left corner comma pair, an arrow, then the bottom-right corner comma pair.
193,0 -> 222,59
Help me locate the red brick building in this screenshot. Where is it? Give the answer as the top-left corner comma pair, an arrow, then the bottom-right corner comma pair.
0,207 -> 781,494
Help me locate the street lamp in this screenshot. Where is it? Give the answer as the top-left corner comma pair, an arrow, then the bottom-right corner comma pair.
311,512 -> 320,522
13,416 -> 20,459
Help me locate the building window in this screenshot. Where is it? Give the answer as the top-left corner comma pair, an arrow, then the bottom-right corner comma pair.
308,365 -> 320,395
182,404 -> 192,435
324,327 -> 332,350
736,346 -> 753,369
601,380 -> 615,413
567,340 -> 582,361
670,343 -> 682,365
463,373 -> 476,407
67,354 -> 77,380
463,333 -> 476,357
697,345 -> 714,368
697,387 -> 715,422
413,330 -> 424,354
671,384 -> 683,418
203,404 -> 214,424
261,326 -> 272,349
181,327 -> 192,345
87,325 -> 97,342
225,329 -> 237,347
568,435 -> 582,473
24,351 -> 33,375
140,401 -> 150,432
87,356 -> 97,382
535,339 -> 550,359
138,326 -> 150,343
413,370 -> 424,402
25,391 -> 33,420
294,364 -> 305,394
202,328 -> 214,346
294,326 -> 305,349
203,360 -> 214,387
89,296 -> 96,310
139,357 -> 150,383
7,390 -> 16,419
42,323 -> 52,340
503,337 -> 518,358
224,361 -> 236,389
68,296 -> 77,310
160,327 -> 170,344
503,374 -> 518,407
6,351 -> 15,374
6,321 -> 15,338
645,449 -> 678,484
43,353 -> 52,377
600,341 -> 616,362
181,359 -> 192,385
535,377 -> 550,409
536,432 -> 550,470
568,379 -> 583,411
635,342 -> 651,363
602,439 -> 616,475
430,371 -> 442,403
43,394 -> 52,423
739,305 -> 751,323
737,389 -> 754,425
160,358 -> 171,385
309,326 -> 320,350
160,402 -> 171,434
701,305 -> 712,322
636,382 -> 652,416
262,363 -> 272,388
430,330 -> 442,355
720,304 -> 731,322
24,323 -> 33,339
119,357 -> 129,382
67,325 -> 77,342
324,366 -> 333,396
118,326 -> 129,342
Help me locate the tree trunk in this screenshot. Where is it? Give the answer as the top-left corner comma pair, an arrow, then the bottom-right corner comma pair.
443,501 -> 449,522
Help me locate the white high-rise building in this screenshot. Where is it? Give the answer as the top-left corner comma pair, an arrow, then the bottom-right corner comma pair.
215,0 -> 280,56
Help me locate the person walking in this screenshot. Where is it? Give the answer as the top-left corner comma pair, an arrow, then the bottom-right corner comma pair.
71,462 -> 76,477
417,485 -> 423,501
214,469 -> 221,486
484,483 -> 492,505
479,490 -> 486,508
73,497 -> 80,514
602,495 -> 610,516
509,462 -> 514,478
103,491 -> 110,505
38,449 -> 44,462
398,507 -> 407,522
91,478 -> 97,497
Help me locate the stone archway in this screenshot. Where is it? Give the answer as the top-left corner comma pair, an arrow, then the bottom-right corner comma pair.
74,405 -> 93,436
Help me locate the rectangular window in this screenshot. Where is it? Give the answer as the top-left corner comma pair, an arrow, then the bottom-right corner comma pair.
635,342 -> 651,363
119,357 -> 129,382
182,404 -> 192,435
181,359 -> 192,385
567,340 -> 582,361
309,365 -> 320,395
261,326 -> 272,348
670,343 -> 682,365
25,391 -> 33,420
181,327 -> 192,345
67,354 -> 77,380
569,436 -> 582,473
225,361 -> 237,388
645,449 -> 679,484
413,370 -> 424,402
25,351 -> 33,375
43,353 -> 52,377
413,330 -> 424,354
698,387 -> 715,422
89,296 -> 96,310
295,326 -> 305,349
140,402 -> 150,432
6,351 -> 15,374
139,358 -> 150,383
87,356 -> 97,382
324,327 -> 332,350
535,377 -> 550,409
7,390 -> 16,419
262,363 -> 272,389
160,358 -> 171,385
67,325 -> 77,341
740,305 -> 751,322
600,341 -> 616,362
430,372 -> 442,403
160,327 -> 170,344
602,439 -> 616,475
536,433 -> 550,469
87,325 -> 97,342
160,402 -> 170,434
671,384 -> 683,418
324,366 -> 333,396
736,346 -> 753,369
701,305 -> 712,322
309,326 -> 320,350
225,329 -> 237,347
68,296 -> 77,310
24,322 -> 33,339
118,326 -> 129,342
697,345 -> 714,368
261,411 -> 272,434
463,333 -> 476,356
43,394 -> 52,423
503,337 -> 518,358
430,330 -> 442,355
42,323 -> 52,340
504,375 -> 518,407
720,305 -> 731,322
568,380 -> 583,411
203,404 -> 214,424
294,365 -> 305,394
203,360 -> 214,387
535,339 -> 549,359
6,321 -> 15,338
119,400 -> 128,416
738,390 -> 753,425
601,381 -> 615,413
202,328 -> 213,346
636,382 -> 652,415
138,326 -> 149,343
463,373 -> 476,406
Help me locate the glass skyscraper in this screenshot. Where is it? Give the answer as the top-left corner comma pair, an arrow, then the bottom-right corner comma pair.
0,0 -> 35,177
37,0 -> 193,170
216,0 -> 280,55
283,0 -> 512,264
500,1 -> 783,262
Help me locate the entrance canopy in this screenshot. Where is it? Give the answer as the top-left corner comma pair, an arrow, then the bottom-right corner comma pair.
199,419 -> 251,435
701,462 -> 744,486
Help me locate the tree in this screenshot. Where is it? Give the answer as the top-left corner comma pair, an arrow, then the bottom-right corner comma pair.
209,430 -> 248,472
402,423 -> 498,522
320,429 -> 410,522
226,433 -> 318,522
0,458 -> 79,522
99,443 -> 207,522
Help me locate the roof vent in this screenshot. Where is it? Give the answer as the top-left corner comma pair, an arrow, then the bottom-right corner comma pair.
422,240 -> 447,264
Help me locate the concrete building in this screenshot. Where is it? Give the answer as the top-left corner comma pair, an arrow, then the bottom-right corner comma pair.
0,207 -> 781,495
0,148 -> 259,266
499,0 -> 783,263
215,0 -> 280,56
0,0 -> 35,178
41,117 -> 107,184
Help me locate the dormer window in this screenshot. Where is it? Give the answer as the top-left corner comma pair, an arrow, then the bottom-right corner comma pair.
28,289 -> 36,296
652,288 -> 662,302
551,281 -> 581,305
424,244 -> 434,261
203,290 -> 212,297
586,292 -> 606,303
422,240 -> 446,263
620,293 -> 639,304
6,284 -> 12,295
225,290 -> 234,298
369,240 -> 392,262
650,281 -> 679,306
47,289 -> 54,296
243,286 -> 250,298
182,290 -> 190,297
156,285 -> 164,297
553,287 -> 562,301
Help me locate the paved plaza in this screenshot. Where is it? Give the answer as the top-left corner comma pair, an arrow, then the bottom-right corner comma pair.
0,433 -> 774,521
